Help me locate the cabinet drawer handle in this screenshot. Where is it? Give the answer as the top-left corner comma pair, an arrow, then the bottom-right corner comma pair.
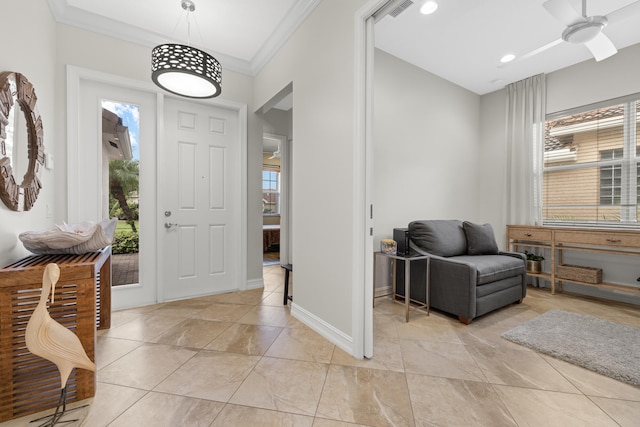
525,233 -> 532,237
606,238 -> 622,243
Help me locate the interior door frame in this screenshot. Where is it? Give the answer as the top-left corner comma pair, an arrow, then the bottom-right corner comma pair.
66,65 -> 248,309
353,0 -> 396,359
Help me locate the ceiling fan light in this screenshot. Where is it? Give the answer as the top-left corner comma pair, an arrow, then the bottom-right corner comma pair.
562,16 -> 607,44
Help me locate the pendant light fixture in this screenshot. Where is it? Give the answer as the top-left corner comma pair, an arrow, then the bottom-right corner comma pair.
151,0 -> 222,98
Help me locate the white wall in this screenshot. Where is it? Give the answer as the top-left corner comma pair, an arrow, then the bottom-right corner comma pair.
0,0 -> 57,266
478,43 -> 640,304
373,49 -> 482,248
254,0 -> 369,340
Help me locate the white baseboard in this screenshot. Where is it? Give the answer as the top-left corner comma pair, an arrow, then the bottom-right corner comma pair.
374,285 -> 391,298
291,303 -> 353,355
246,278 -> 264,290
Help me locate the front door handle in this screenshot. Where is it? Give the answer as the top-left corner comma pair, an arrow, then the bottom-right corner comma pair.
164,222 -> 178,229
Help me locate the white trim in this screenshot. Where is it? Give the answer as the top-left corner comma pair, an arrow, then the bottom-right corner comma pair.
246,278 -> 264,290
352,0 -> 389,361
250,1 -> 323,74
49,0 -> 322,78
291,303 -> 354,355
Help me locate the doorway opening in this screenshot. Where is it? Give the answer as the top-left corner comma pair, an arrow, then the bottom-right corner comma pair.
260,84 -> 293,268
101,100 -> 140,286
262,135 -> 283,266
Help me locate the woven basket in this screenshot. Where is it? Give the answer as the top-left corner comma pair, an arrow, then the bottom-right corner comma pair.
557,264 -> 602,284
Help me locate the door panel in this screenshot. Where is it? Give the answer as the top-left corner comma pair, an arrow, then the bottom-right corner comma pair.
76,79 -> 157,310
161,98 -> 241,300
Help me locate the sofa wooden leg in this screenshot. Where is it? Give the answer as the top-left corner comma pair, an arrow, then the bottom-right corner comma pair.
516,298 -> 523,304
458,316 -> 471,325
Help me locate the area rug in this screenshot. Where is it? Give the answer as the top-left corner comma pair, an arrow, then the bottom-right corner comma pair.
502,309 -> 640,386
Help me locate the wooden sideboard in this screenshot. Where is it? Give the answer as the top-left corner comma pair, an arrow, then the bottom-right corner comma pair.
0,247 -> 111,422
507,225 -> 640,296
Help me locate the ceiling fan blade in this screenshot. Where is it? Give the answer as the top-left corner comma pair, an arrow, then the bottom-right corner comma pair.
519,38 -> 564,61
584,32 -> 617,61
543,0 -> 585,26
606,0 -> 640,24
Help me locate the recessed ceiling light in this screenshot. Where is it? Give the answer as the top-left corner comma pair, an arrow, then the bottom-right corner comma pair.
420,1 -> 438,15
500,54 -> 516,63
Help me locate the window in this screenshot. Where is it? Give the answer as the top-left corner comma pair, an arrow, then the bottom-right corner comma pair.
543,97 -> 640,227
262,169 -> 280,214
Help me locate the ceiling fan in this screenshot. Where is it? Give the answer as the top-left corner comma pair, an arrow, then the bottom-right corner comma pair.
520,0 -> 640,62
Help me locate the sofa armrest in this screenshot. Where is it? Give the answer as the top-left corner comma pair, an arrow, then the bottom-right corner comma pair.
429,255 -> 478,320
498,250 -> 526,261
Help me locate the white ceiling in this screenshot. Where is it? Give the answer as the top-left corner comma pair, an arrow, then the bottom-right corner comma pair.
375,0 -> 640,94
48,0 -> 640,95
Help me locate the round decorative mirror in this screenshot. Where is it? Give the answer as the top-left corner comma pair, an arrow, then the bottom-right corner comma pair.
0,71 -> 44,211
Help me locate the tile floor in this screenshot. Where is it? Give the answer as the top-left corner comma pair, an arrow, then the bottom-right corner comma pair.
3,265 -> 640,426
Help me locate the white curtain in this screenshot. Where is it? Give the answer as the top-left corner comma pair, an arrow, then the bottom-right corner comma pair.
505,74 -> 546,225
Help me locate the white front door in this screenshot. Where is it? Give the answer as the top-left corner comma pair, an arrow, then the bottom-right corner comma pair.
73,76 -> 158,310
159,97 -> 242,301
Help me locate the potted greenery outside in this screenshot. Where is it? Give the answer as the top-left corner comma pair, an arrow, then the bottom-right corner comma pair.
524,251 -> 544,273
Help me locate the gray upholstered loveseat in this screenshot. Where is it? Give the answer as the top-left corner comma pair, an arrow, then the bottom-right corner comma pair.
409,219 -> 526,324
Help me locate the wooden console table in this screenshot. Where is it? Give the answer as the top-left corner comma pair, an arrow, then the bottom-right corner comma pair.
506,225 -> 640,295
0,247 -> 111,422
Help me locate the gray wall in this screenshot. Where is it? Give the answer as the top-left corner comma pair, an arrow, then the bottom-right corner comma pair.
254,0 -> 369,338
373,49 -> 482,247
0,0 -> 57,265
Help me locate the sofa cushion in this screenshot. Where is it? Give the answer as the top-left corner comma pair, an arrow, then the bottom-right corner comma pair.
451,255 -> 525,285
409,220 -> 466,257
463,221 -> 499,255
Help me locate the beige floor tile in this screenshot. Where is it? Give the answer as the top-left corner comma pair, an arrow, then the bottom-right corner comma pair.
211,404 -> 314,426
468,346 -> 581,393
229,357 -> 328,416
149,318 -> 232,348
542,355 -> 640,400
331,336 -> 404,372
154,350 -> 260,402
107,310 -> 144,329
406,374 -> 516,427
237,304 -> 291,327
493,385 -> 619,426
217,287 -> 269,305
98,343 -> 196,390
107,391 -> 224,427
312,419 -> 372,427
400,339 -> 487,382
95,336 -> 142,369
395,314 -> 463,343
205,323 -> 282,355
0,399 -> 92,427
261,291 -> 287,306
149,304 -> 205,318
266,327 -> 336,363
103,313 -> 186,342
83,383 -> 147,427
372,313 -> 399,339
316,365 -> 414,427
192,303 -> 254,322
590,397 -> 640,427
